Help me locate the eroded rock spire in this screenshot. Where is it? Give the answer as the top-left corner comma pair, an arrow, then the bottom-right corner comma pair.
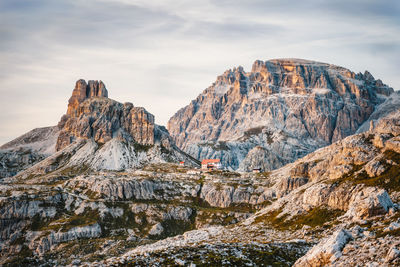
67,79 -> 108,116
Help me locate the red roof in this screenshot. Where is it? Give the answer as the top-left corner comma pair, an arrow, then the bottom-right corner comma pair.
201,159 -> 220,164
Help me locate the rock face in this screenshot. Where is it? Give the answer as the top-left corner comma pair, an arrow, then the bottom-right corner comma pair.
357,91 -> 400,133
168,59 -> 393,170
294,229 -> 352,266
67,79 -> 108,116
0,126 -> 59,178
257,107 -> 400,223
30,223 -> 102,255
57,80 -> 154,151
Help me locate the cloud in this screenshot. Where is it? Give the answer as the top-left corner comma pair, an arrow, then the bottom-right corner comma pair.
0,0 -> 399,144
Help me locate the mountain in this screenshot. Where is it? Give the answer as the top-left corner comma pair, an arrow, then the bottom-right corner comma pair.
0,126 -> 59,178
168,58 -> 394,171
0,67 -> 399,266
0,79 -> 199,179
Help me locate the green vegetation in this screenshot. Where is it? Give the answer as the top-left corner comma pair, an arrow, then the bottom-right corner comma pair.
142,163 -> 188,173
256,171 -> 271,179
289,207 -> 344,229
244,126 -> 263,137
241,126 -> 274,144
31,214 -> 52,231
32,208 -> 100,232
199,141 -> 229,151
133,143 -> 153,152
327,163 -> 365,187
255,207 -> 344,230
208,170 -> 241,178
158,218 -> 196,239
3,245 -> 34,266
58,164 -> 90,177
376,226 -> 400,238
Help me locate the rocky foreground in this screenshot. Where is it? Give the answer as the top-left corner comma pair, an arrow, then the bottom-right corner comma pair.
71,107 -> 400,267
0,110 -> 399,266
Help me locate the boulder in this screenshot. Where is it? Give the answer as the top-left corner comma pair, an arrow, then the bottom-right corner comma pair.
345,187 -> 393,220
294,229 -> 352,267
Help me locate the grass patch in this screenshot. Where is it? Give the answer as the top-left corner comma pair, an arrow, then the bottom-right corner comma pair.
290,208 -> 344,229
255,207 -> 343,230
3,245 -> 34,266
133,143 -> 153,152
241,127 -> 274,144
58,164 -> 90,177
375,226 -> 400,238
208,170 -> 241,178
199,141 -> 229,151
256,171 -> 271,179
142,163 -> 189,173
33,208 -> 100,232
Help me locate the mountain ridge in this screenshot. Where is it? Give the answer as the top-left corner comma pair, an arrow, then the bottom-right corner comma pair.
168,58 -> 394,171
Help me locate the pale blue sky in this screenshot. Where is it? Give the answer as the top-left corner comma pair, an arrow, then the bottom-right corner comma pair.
0,0 -> 399,144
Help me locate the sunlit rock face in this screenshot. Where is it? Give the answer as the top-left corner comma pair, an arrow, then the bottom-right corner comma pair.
67,79 -> 109,116
56,80 -> 154,151
168,58 -> 394,171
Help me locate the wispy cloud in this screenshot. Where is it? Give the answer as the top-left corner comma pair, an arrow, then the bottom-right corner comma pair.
0,0 -> 399,144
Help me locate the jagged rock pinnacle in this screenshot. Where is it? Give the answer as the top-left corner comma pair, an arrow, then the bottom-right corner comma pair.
56,79 -> 154,151
67,79 -> 108,116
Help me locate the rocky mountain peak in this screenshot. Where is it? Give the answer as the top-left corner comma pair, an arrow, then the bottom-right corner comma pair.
57,80 -> 154,151
168,58 -> 394,171
67,79 -> 108,116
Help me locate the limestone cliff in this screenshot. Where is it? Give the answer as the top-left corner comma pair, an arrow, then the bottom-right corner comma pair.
67,79 -> 108,116
168,58 -> 394,171
57,80 -> 154,151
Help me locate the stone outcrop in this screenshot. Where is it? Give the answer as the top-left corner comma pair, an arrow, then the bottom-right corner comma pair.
345,187 -> 393,220
56,80 -> 154,151
385,245 -> 400,263
64,173 -> 269,208
168,58 -> 393,170
29,223 -> 102,255
67,79 -> 108,116
294,229 -> 352,266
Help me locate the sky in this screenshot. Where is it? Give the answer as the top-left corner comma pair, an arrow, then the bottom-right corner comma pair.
0,0 -> 399,145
